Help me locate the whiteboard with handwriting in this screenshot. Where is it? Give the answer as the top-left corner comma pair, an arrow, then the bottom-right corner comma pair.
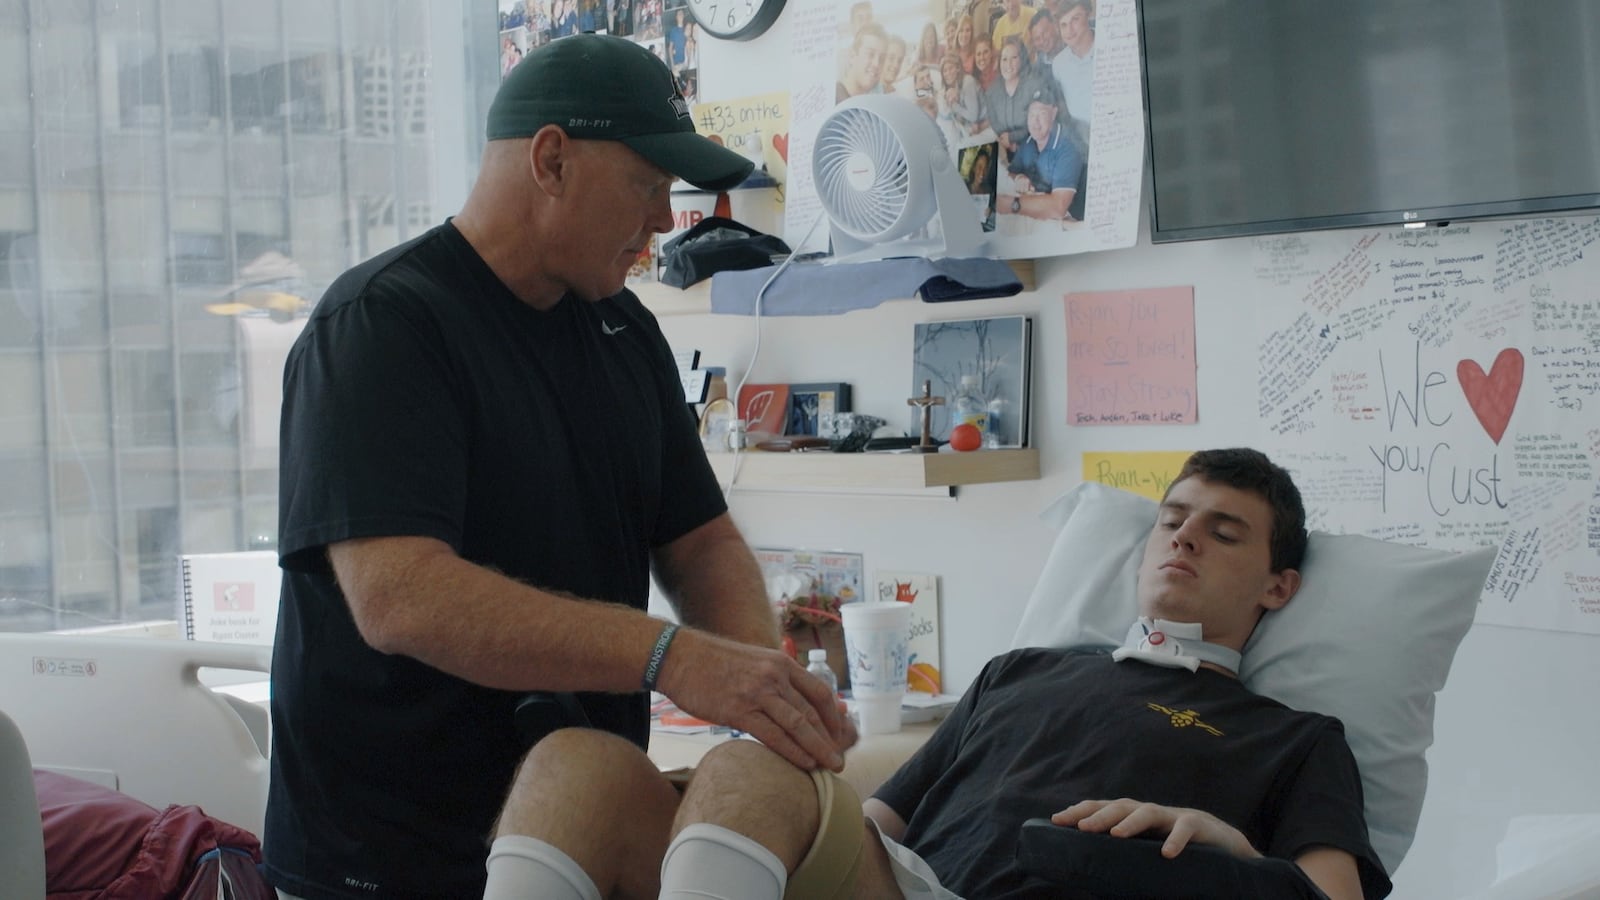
1249,216 -> 1600,635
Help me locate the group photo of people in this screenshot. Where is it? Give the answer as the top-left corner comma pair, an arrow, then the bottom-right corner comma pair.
500,0 -> 701,103
834,0 -> 1096,232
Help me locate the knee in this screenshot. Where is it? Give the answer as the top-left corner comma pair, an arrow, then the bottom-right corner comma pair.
691,739 -> 810,792
678,740 -> 819,836
498,728 -> 675,837
523,727 -> 658,783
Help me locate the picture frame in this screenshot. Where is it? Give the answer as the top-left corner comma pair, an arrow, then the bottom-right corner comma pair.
785,382 -> 852,436
909,315 -> 1032,447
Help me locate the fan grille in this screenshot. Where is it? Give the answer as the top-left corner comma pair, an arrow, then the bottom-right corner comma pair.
813,105 -> 913,240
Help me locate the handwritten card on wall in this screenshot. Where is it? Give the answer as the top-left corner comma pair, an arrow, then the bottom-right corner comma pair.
1065,287 -> 1198,426
1081,450 -> 1194,501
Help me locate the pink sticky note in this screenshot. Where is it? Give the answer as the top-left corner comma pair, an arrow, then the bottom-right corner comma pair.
1065,287 -> 1198,426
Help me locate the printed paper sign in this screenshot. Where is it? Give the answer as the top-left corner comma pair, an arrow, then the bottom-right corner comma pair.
1081,450 -> 1194,501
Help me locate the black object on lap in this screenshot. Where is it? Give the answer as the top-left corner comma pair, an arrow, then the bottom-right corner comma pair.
1015,818 -> 1331,900
513,692 -> 591,749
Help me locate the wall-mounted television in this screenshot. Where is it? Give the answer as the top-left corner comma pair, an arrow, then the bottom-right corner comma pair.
1136,1 -> 1600,243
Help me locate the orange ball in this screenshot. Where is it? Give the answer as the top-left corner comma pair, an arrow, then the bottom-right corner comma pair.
949,423 -> 982,452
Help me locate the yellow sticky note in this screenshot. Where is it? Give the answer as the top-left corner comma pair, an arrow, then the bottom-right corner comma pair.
1081,451 -> 1194,501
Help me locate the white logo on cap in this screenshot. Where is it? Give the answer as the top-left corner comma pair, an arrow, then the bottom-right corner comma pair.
668,92 -> 690,120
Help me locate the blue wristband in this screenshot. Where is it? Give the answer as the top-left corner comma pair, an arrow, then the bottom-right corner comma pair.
642,622 -> 680,692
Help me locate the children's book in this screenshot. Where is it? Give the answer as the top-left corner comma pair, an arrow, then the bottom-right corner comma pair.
873,571 -> 942,694
179,550 -> 281,645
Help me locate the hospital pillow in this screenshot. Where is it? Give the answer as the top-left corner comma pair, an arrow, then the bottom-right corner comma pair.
1010,481 -> 1495,875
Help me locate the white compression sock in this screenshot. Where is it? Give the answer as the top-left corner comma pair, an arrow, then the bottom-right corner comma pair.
482,835 -> 602,900
658,822 -> 788,900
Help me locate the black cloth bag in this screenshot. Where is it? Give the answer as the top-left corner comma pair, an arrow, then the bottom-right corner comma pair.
659,216 -> 791,288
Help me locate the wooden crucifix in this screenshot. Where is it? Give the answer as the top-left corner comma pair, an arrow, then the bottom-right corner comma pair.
907,379 -> 945,453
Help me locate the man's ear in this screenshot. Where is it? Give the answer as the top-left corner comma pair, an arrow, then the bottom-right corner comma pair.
1261,567 -> 1301,612
528,125 -> 573,197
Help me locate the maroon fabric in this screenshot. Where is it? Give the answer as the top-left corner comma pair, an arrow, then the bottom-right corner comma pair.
33,769 -> 266,900
177,850 -> 277,900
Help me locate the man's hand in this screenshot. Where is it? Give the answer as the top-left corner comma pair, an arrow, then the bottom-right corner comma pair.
658,628 -> 858,773
1051,799 -> 1260,861
1012,174 -> 1035,194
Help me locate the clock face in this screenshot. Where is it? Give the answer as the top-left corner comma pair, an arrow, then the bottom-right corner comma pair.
685,0 -> 785,41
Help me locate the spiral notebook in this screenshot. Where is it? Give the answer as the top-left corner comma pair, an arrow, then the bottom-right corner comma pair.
178,550 -> 281,645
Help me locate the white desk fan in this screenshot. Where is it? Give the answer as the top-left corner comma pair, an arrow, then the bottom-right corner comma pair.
812,94 -> 986,262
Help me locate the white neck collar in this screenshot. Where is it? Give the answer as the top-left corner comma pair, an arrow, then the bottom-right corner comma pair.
1110,617 -> 1241,676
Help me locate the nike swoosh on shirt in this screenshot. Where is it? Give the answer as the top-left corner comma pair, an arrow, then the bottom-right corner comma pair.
601,321 -> 627,335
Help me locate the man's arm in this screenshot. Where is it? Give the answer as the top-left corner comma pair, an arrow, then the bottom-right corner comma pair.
863,797 -> 908,842
997,188 -> 1077,221
1294,845 -> 1366,900
651,513 -> 857,758
329,532 -> 851,770
650,511 -> 777,647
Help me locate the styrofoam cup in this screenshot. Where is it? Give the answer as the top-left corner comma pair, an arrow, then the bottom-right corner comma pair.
842,601 -> 912,734
855,693 -> 902,735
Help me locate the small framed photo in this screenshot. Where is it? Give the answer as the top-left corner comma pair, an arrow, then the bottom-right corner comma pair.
785,382 -> 852,436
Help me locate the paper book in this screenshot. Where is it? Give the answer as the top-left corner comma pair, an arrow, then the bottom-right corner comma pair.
909,314 -> 1032,447
179,550 -> 281,645
737,382 -> 792,441
874,571 -> 942,694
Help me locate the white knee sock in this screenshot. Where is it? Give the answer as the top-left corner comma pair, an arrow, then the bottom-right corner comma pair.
482,835 -> 602,900
658,822 -> 788,900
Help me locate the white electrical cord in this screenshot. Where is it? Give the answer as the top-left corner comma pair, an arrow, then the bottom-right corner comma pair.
723,210 -> 829,500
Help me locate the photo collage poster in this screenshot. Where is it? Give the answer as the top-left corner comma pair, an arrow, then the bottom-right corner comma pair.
783,0 -> 1143,258
498,0 -> 701,106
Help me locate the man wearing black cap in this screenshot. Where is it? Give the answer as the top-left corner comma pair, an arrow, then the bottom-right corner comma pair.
264,34 -> 854,900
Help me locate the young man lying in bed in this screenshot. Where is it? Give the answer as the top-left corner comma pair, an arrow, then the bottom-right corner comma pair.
482,448 -> 1392,899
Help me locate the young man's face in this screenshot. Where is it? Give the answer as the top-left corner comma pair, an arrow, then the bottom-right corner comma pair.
1135,476 -> 1300,651
882,41 -> 905,85
849,34 -> 884,92
1061,5 -> 1090,46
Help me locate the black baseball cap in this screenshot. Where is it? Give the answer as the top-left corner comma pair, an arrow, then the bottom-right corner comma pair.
487,34 -> 754,192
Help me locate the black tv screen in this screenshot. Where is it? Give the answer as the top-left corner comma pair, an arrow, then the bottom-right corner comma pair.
1137,0 -> 1600,242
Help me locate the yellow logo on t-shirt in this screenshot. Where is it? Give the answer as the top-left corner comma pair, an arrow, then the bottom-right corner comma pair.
1147,702 -> 1223,736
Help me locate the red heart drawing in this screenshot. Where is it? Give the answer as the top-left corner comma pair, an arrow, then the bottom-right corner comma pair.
1456,348 -> 1524,445
771,132 -> 789,162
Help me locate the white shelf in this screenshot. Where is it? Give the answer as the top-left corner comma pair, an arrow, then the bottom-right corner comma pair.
707,447 -> 1040,494
632,259 -> 1037,316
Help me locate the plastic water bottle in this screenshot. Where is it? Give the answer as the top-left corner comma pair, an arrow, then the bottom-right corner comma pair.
985,397 -> 1004,448
952,375 -> 988,437
806,648 -> 838,697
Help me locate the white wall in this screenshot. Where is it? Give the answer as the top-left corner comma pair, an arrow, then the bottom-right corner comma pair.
670,20 -> 1600,900
658,226 -> 1600,900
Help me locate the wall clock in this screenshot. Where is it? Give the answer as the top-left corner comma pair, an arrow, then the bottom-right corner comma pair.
686,0 -> 785,41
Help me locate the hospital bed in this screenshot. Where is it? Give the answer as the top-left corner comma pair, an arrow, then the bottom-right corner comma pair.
0,482 -> 1592,898
0,633 -> 271,899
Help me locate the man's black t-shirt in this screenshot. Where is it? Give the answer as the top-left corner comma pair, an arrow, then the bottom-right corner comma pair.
874,648 -> 1393,899
263,222 -> 726,899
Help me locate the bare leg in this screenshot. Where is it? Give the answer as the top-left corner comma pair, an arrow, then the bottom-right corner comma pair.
492,728 -> 679,900
672,739 -> 820,860
670,740 -> 904,898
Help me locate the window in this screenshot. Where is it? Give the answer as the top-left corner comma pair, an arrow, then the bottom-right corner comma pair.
0,0 -> 481,632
